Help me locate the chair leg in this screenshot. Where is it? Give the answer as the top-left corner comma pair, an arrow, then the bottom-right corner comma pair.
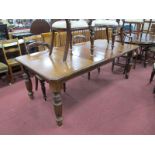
97,67 -> 101,74
153,87 -> 155,94
106,27 -> 109,43
35,76 -> 38,91
63,83 -> 66,92
133,49 -> 138,69
88,72 -> 90,80
5,71 -> 9,83
150,69 -> 155,83
112,59 -> 115,72
40,80 -> 47,101
8,66 -> 14,83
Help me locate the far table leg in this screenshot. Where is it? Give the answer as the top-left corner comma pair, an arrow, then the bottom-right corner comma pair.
144,50 -> 148,68
124,51 -> 133,79
23,67 -> 33,99
49,82 -> 63,126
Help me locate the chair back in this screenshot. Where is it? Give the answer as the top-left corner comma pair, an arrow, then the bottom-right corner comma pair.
1,38 -> 22,64
26,42 -> 50,54
24,34 -> 44,53
30,19 -> 50,35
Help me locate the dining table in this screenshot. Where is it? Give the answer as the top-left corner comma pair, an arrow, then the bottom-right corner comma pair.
16,39 -> 139,126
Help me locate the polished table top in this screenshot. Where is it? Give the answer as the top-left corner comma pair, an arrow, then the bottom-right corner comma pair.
16,39 -> 139,82
16,39 -> 139,126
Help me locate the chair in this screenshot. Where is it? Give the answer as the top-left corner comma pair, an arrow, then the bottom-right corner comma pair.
0,24 -> 9,40
25,20 -> 52,101
111,32 -> 139,78
0,61 -> 8,82
1,38 -> 23,83
149,63 -> 155,93
149,63 -> 155,84
122,19 -> 145,37
140,22 -> 155,67
26,42 -> 50,101
92,19 -> 122,48
30,19 -> 50,35
50,19 -> 90,61
27,41 -> 66,100
23,35 -> 44,53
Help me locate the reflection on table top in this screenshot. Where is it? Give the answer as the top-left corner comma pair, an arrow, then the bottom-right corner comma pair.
16,39 -> 138,82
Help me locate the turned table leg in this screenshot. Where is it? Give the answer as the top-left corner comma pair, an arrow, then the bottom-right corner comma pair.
23,67 -> 33,99
49,82 -> 63,126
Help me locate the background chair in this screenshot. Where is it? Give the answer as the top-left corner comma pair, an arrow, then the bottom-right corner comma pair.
50,19 -> 89,61
111,32 -> 139,78
92,19 -> 122,47
1,38 -> 23,83
122,19 -> 145,37
26,42 -> 50,101
24,34 -> 44,53
30,19 -> 50,35
0,61 -> 8,82
0,24 -> 9,40
149,63 -> 155,84
149,63 -> 155,93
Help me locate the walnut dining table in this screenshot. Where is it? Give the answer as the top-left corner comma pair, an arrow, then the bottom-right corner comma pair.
16,39 -> 139,126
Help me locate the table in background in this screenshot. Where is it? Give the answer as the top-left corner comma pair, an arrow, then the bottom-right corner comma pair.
16,39 -> 139,126
117,33 -> 155,67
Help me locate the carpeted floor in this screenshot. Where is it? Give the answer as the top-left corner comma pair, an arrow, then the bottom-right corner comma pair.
0,62 -> 155,135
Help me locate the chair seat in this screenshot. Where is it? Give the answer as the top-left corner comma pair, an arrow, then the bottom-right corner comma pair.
123,51 -> 137,57
7,58 -> 20,66
52,20 -> 89,29
0,62 -> 8,73
92,19 -> 122,27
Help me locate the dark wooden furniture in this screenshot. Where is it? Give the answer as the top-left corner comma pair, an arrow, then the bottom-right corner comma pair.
112,33 -> 138,77
149,63 -> 155,93
117,33 -> 155,67
122,19 -> 145,37
149,63 -> 155,84
16,39 -> 138,126
30,19 -> 50,35
26,41 -> 50,100
23,35 -> 44,53
0,24 -> 9,40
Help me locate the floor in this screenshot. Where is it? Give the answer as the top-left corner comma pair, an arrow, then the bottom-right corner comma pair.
0,62 -> 155,134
